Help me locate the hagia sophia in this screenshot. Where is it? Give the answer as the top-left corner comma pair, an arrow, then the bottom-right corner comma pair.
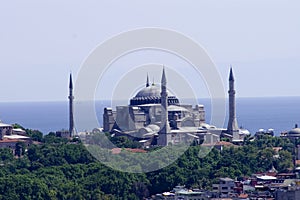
101,67 -> 250,147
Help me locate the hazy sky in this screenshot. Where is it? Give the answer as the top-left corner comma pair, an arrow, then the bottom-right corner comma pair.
1,0 -> 299,102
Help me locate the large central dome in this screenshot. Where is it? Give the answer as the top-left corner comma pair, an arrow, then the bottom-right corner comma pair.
135,85 -> 174,98
135,85 -> 160,98
130,84 -> 179,106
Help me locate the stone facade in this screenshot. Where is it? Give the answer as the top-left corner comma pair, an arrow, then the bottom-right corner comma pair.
227,67 -> 239,136
0,123 -> 13,140
102,69 -> 207,146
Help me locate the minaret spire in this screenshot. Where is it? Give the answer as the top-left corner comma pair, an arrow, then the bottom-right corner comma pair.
146,73 -> 150,87
69,73 -> 73,89
158,66 -> 170,146
161,67 -> 167,85
229,66 -> 234,81
227,67 -> 239,137
69,73 -> 75,137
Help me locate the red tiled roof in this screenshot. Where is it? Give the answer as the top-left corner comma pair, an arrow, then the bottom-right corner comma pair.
272,147 -> 282,152
32,141 -> 42,145
111,148 -> 147,154
125,148 -> 147,153
239,193 -> 248,198
0,139 -> 24,143
201,141 -> 236,147
266,172 -> 277,177
111,148 -> 122,154
277,173 -> 295,176
216,141 -> 235,146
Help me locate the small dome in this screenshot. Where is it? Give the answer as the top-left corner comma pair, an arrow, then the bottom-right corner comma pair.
288,128 -> 300,135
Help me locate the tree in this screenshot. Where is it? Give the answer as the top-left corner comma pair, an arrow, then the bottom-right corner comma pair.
275,150 -> 293,172
26,129 -> 43,142
0,148 -> 14,162
15,142 -> 26,157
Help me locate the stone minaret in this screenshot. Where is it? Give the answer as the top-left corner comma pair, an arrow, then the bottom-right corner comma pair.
69,73 -> 75,137
146,73 -> 150,87
158,67 -> 170,146
227,67 -> 239,136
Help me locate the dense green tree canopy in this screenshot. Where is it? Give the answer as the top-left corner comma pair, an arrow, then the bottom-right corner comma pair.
0,132 -> 294,199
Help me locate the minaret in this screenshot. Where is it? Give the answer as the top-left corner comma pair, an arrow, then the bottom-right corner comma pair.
69,73 -> 75,137
227,67 -> 239,136
146,73 -> 150,87
158,67 -> 170,146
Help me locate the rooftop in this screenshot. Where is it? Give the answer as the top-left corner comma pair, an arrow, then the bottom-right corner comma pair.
111,148 -> 147,154
0,123 -> 12,128
257,175 -> 277,180
0,139 -> 26,143
3,135 -> 30,140
220,177 -> 234,182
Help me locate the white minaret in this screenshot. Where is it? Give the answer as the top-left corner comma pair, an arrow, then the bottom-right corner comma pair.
69,73 -> 75,137
227,67 -> 239,137
158,67 -> 170,146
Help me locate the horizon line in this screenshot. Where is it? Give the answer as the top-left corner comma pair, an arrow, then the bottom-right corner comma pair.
1,95 -> 300,103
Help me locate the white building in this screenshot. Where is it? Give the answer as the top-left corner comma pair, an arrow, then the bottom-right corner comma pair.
155,186 -> 211,200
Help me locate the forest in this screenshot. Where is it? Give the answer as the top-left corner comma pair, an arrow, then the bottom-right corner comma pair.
0,125 -> 296,199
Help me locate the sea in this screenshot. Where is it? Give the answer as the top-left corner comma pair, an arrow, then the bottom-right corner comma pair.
0,96 -> 300,136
